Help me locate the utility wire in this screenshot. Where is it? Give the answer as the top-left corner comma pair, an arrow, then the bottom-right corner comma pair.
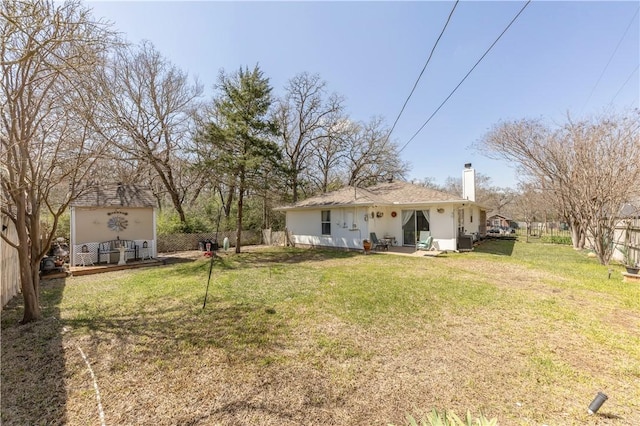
383,0 -> 459,147
581,6 -> 639,113
398,0 -> 532,154
610,64 -> 639,104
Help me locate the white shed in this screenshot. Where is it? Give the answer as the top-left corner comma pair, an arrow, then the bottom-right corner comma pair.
70,184 -> 157,266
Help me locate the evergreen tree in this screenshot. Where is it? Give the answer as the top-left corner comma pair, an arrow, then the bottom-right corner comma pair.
196,65 -> 281,253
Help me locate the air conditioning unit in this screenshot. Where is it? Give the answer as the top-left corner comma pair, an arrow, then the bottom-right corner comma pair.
457,235 -> 473,251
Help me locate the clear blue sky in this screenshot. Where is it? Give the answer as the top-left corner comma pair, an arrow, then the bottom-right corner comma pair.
86,1 -> 639,189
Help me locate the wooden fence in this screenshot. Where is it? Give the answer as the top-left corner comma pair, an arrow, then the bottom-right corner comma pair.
156,229 -> 286,252
1,217 -> 20,309
612,218 -> 640,265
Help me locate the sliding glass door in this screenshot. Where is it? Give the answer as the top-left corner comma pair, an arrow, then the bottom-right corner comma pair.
401,210 -> 430,246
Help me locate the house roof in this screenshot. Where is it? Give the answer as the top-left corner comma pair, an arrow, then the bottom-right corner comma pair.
71,184 -> 156,208
275,180 -> 470,211
487,212 -> 512,220
620,201 -> 640,218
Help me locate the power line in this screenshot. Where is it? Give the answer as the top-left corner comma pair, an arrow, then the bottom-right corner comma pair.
383,1 -> 460,146
398,0 -> 532,154
581,6 -> 639,113
610,64 -> 639,104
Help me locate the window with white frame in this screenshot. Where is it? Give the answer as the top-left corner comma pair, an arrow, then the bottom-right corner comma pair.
321,210 -> 331,235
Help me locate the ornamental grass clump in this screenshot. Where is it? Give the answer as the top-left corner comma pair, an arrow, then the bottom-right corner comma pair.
394,409 -> 498,426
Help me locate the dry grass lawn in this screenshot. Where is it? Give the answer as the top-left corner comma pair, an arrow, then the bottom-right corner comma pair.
2,240 -> 639,425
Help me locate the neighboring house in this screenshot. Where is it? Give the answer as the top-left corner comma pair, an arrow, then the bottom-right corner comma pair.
70,183 -> 157,266
275,165 -> 487,252
486,213 -> 513,229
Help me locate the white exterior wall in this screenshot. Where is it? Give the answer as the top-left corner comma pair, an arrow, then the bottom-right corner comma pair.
429,204 -> 458,251
365,204 -> 459,251
461,205 -> 483,237
285,202 -> 482,252
363,206 -> 395,243
286,207 -> 371,250
70,206 -> 157,266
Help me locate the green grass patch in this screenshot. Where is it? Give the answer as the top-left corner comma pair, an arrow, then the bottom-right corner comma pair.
540,235 -> 573,245
2,243 -> 639,425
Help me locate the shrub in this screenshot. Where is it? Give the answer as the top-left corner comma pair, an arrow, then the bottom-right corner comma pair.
156,212 -> 211,235
541,235 -> 572,245
391,409 -> 498,426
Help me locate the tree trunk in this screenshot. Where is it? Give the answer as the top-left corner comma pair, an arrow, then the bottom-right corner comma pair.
235,170 -> 245,254
17,229 -> 42,323
19,256 -> 42,323
292,174 -> 299,203
170,190 -> 187,224
218,184 -> 235,218
570,218 -> 583,249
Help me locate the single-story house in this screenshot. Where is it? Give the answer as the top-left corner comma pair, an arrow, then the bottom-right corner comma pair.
486,213 -> 513,229
275,165 -> 487,252
69,183 -> 157,266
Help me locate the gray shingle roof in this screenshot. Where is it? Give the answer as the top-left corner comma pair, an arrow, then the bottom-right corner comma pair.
487,212 -> 512,220
71,184 -> 156,208
366,180 -> 464,204
620,202 -> 640,218
276,181 -> 465,210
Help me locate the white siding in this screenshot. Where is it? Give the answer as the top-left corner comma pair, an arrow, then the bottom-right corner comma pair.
286,208 -> 371,250
284,202 -> 483,252
1,217 -> 20,308
429,205 -> 457,251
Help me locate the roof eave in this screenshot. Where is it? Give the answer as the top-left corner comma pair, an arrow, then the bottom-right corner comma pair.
274,201 -> 376,211
274,199 -> 490,211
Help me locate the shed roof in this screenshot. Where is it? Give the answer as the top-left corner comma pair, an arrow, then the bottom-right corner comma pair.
71,184 -> 155,208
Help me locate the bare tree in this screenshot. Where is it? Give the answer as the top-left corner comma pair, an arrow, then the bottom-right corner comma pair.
512,183 -> 546,241
479,111 -> 640,264
308,113 -> 349,193
1,0 -> 116,322
343,116 -> 409,187
413,176 -> 440,189
440,172 -> 515,214
477,186 -> 517,215
96,40 -> 204,226
273,72 -> 344,202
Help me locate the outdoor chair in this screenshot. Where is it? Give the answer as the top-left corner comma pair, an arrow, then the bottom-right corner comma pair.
416,231 -> 433,251
369,232 -> 389,251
